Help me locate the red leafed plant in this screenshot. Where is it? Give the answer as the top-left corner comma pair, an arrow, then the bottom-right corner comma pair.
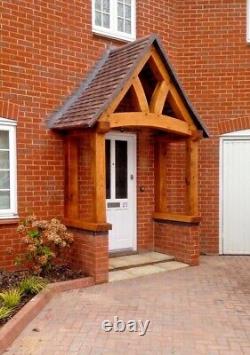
16,215 -> 74,274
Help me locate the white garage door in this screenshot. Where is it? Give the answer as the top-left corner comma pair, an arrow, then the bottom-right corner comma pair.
220,130 -> 250,254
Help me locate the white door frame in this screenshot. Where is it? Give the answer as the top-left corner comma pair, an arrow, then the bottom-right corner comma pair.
105,131 -> 137,251
219,129 -> 250,254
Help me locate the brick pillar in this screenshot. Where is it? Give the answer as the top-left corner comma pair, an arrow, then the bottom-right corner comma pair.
69,228 -> 109,284
154,221 -> 200,266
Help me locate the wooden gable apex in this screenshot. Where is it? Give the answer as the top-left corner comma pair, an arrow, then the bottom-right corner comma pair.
97,46 -> 203,138
48,34 -> 208,138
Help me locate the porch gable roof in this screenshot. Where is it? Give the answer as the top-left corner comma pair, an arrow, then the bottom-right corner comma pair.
47,34 -> 209,137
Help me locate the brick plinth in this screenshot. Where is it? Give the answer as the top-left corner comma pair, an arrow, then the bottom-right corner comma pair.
68,228 -> 109,284
154,222 -> 200,266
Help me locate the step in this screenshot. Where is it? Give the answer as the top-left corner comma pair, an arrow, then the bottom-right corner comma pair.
109,252 -> 175,271
109,261 -> 189,282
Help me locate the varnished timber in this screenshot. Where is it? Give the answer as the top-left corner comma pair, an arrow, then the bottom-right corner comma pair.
150,81 -> 169,114
64,218 -> 112,232
105,112 -> 192,136
91,131 -> 106,223
131,76 -> 149,112
155,137 -> 168,212
185,138 -> 199,215
64,137 -> 80,220
153,212 -> 201,223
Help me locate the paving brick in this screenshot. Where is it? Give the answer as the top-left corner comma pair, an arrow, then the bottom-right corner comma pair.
5,256 -> 250,354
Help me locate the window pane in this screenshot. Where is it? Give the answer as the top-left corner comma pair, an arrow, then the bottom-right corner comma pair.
125,0 -> 131,5
0,131 -> 9,149
0,171 -> 10,189
103,0 -> 110,12
0,191 -> 10,209
117,2 -> 124,17
95,11 -> 102,26
105,140 -> 111,199
118,17 -> 124,32
115,140 -> 127,199
125,20 -> 131,33
103,13 -> 110,28
95,0 -> 102,10
0,151 -> 9,169
125,5 -> 131,19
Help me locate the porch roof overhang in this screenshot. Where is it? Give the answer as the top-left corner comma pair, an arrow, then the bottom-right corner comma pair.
47,34 -> 209,138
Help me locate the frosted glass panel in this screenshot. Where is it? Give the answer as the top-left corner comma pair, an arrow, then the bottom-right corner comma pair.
0,151 -> 9,169
0,191 -> 10,209
0,131 -> 9,149
125,20 -> 131,33
103,14 -> 110,28
0,171 -> 10,189
95,11 -> 102,26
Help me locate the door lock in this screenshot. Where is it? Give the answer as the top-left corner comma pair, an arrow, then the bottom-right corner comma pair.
130,174 -> 134,180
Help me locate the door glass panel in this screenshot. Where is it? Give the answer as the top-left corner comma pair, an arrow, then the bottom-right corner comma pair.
105,140 -> 111,199
115,140 -> 127,199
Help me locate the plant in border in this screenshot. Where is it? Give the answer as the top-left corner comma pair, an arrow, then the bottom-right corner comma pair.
0,288 -> 22,308
0,306 -> 12,320
17,215 -> 74,274
19,276 -> 47,295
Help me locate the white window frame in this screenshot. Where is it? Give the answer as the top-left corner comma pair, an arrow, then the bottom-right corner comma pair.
247,0 -> 250,42
92,0 -> 136,42
0,118 -> 18,218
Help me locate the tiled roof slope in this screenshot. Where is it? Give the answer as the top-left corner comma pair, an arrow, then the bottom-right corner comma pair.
48,34 -> 208,137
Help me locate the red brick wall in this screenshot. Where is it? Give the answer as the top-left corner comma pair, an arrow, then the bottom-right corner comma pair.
1,0 -> 248,270
0,0 -> 178,269
175,0 -> 250,253
155,222 -> 200,265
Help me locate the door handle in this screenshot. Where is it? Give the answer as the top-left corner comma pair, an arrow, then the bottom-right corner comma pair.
130,174 -> 134,180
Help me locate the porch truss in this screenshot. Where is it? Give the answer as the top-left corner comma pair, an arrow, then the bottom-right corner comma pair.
49,35 -> 208,232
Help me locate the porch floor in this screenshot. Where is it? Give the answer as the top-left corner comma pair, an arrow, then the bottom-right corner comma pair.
109,252 -> 188,282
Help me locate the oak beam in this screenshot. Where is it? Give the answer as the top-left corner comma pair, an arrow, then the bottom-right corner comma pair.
106,112 -> 192,136
155,137 -> 168,212
64,218 -> 112,232
150,81 -> 169,114
91,131 -> 106,223
185,138 -> 199,215
64,137 -> 80,220
131,76 -> 149,112
168,84 -> 196,129
153,212 -> 201,224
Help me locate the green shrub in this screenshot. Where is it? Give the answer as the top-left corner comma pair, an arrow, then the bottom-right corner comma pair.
19,276 -> 47,295
0,306 -> 12,320
0,288 -> 22,308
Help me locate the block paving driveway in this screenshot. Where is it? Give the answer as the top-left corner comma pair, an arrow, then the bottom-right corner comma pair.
5,256 -> 250,354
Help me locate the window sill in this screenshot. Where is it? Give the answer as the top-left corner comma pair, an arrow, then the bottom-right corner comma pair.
64,218 -> 112,232
0,216 -> 20,225
153,212 -> 201,224
92,28 -> 136,43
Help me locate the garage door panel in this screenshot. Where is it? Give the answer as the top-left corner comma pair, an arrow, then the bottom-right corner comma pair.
222,139 -> 250,254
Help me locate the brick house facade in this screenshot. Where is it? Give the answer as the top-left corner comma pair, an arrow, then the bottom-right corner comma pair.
0,1 -> 249,282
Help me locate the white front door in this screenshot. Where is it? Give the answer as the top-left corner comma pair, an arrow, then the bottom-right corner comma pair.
220,131 -> 250,254
105,132 -> 137,251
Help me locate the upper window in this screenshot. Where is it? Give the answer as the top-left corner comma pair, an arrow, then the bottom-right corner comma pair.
92,0 -> 136,42
0,118 -> 17,218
